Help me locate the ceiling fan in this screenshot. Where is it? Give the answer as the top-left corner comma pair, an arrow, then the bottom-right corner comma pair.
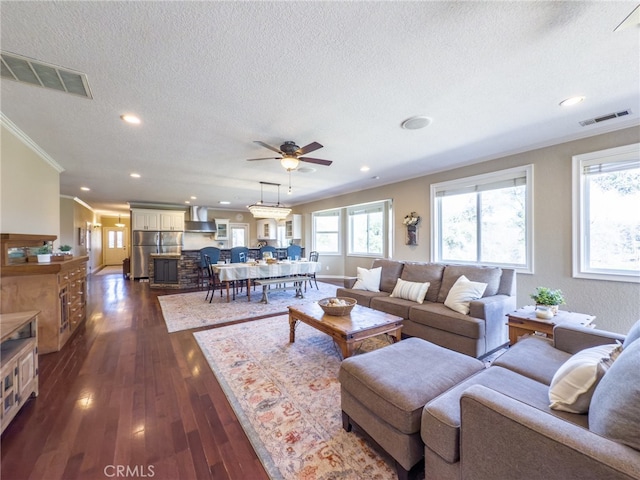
247,140 -> 333,170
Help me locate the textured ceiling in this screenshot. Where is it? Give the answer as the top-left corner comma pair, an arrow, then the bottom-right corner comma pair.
1,1 -> 639,215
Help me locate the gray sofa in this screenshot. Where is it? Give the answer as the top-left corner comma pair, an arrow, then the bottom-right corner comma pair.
337,259 -> 516,358
423,321 -> 640,480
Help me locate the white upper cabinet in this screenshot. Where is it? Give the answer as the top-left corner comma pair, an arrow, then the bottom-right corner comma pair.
160,212 -> 184,231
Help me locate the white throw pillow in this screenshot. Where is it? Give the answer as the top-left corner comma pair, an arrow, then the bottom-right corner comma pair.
352,267 -> 382,292
390,278 -> 430,304
549,343 -> 622,414
444,275 -> 487,315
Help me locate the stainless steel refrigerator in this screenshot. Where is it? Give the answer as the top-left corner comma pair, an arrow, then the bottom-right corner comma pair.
132,231 -> 183,279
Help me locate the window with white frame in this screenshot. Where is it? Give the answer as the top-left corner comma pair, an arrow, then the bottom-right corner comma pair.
573,143 -> 640,283
431,165 -> 533,271
347,201 -> 387,256
313,209 -> 341,254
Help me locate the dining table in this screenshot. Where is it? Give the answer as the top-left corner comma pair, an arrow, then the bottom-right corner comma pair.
212,260 -> 321,302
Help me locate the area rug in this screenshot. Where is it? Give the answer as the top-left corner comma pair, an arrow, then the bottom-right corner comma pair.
94,265 -> 123,276
158,281 -> 338,333
193,315 -> 397,480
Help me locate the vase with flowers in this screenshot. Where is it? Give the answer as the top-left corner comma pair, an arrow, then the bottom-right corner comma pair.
403,212 -> 421,245
530,286 -> 565,319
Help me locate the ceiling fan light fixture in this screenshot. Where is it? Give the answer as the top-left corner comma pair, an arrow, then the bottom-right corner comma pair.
280,156 -> 299,170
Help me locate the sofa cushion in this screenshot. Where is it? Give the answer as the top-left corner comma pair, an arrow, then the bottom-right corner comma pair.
335,287 -> 389,308
370,296 -> 415,319
549,343 -> 621,414
493,336 -> 571,385
437,265 -> 502,303
422,366 -> 586,464
371,259 -> 405,293
400,263 -> 444,303
352,266 -> 382,292
444,275 -> 487,315
622,319 -> 640,348
409,302 -> 484,339
589,338 -> 640,450
390,278 -> 430,304
339,338 -> 484,435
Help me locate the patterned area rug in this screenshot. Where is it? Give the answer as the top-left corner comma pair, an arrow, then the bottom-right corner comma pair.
158,281 -> 339,333
194,315 -> 397,480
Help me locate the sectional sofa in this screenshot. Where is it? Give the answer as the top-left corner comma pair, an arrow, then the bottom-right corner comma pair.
337,259 -> 516,358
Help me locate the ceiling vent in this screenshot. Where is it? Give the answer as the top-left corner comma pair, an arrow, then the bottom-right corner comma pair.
1,51 -> 92,99
579,110 -> 631,127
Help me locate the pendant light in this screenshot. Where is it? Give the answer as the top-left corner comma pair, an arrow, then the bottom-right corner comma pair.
247,182 -> 291,219
115,215 -> 125,228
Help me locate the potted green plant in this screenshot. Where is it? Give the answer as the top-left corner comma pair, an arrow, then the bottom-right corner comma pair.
530,286 -> 565,318
36,245 -> 53,263
59,244 -> 73,255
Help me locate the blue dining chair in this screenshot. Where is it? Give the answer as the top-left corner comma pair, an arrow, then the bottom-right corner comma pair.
286,244 -> 302,260
199,247 -> 220,289
230,246 -> 250,293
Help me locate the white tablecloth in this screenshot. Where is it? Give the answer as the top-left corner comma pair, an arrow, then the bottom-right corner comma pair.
213,261 -> 321,282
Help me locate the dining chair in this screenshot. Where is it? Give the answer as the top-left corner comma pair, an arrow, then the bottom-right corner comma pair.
308,250 -> 319,290
199,247 -> 220,289
260,245 -> 277,259
286,244 -> 302,260
230,246 -> 250,293
203,254 -> 218,302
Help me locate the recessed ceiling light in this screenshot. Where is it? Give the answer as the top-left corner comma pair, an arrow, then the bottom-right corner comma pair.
190,196 -> 197,200
130,173 -> 141,178
401,115 -> 432,130
80,186 -> 90,191
372,175 -> 380,180
219,201 -> 231,205
360,166 -> 370,172
120,114 -> 141,124
185,200 -> 190,204
559,96 -> 585,107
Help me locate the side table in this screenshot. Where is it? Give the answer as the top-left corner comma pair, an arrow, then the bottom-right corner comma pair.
507,306 -> 595,345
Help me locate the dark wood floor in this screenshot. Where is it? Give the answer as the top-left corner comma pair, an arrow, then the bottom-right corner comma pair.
1,271 -> 274,480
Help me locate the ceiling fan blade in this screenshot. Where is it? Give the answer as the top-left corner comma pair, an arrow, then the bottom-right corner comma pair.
254,140 -> 283,154
247,156 -> 283,161
295,141 -> 323,156
299,156 -> 333,166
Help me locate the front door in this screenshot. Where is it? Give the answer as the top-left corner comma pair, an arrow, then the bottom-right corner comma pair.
104,227 -> 128,265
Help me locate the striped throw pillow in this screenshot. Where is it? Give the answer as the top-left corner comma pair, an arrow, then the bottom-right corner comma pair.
390,278 -> 430,304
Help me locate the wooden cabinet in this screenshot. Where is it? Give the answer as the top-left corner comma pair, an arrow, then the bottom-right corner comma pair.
507,306 -> 595,345
215,219 -> 229,240
1,256 -> 88,354
1,311 -> 39,434
285,214 -> 302,239
160,212 -> 184,231
257,219 -> 277,239
154,258 -> 178,284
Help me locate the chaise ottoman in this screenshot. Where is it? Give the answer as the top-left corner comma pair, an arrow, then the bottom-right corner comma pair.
339,337 -> 484,480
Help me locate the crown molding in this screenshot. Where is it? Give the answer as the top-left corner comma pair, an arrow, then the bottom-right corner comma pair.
1,112 -> 65,173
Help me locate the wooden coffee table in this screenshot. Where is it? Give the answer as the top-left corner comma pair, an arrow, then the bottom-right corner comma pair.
288,303 -> 403,358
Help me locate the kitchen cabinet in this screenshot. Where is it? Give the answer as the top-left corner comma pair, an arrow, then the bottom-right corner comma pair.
215,219 -> 229,240
160,212 -> 184,231
257,219 -> 277,240
1,311 -> 39,434
285,214 -> 302,239
132,209 -> 160,230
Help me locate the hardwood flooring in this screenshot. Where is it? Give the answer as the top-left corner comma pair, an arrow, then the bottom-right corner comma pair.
1,272 -> 273,480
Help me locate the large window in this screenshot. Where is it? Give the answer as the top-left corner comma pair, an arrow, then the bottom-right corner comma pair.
347,201 -> 387,256
431,165 -> 533,271
313,209 -> 341,254
573,144 -> 640,283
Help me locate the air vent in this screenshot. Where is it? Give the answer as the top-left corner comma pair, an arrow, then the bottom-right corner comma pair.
579,110 -> 631,127
1,51 -> 92,99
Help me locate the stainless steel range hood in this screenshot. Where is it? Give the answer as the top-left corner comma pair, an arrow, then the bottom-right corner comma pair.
184,206 -> 217,232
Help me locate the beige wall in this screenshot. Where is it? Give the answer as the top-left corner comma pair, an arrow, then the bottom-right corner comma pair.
1,124 -> 60,236
296,126 -> 640,334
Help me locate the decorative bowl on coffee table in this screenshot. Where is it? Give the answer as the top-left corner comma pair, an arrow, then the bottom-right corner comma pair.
318,297 -> 357,316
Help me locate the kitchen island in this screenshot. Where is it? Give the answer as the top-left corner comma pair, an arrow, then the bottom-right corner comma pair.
149,248 -> 304,290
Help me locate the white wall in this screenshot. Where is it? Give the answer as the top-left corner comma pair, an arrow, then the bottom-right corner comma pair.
295,126 -> 640,334
0,124 -> 61,236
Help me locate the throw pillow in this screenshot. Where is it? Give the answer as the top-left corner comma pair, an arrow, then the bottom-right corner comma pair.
390,278 -> 430,304
352,267 -> 382,292
443,275 -> 488,315
589,338 -> 640,450
548,343 -> 622,414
